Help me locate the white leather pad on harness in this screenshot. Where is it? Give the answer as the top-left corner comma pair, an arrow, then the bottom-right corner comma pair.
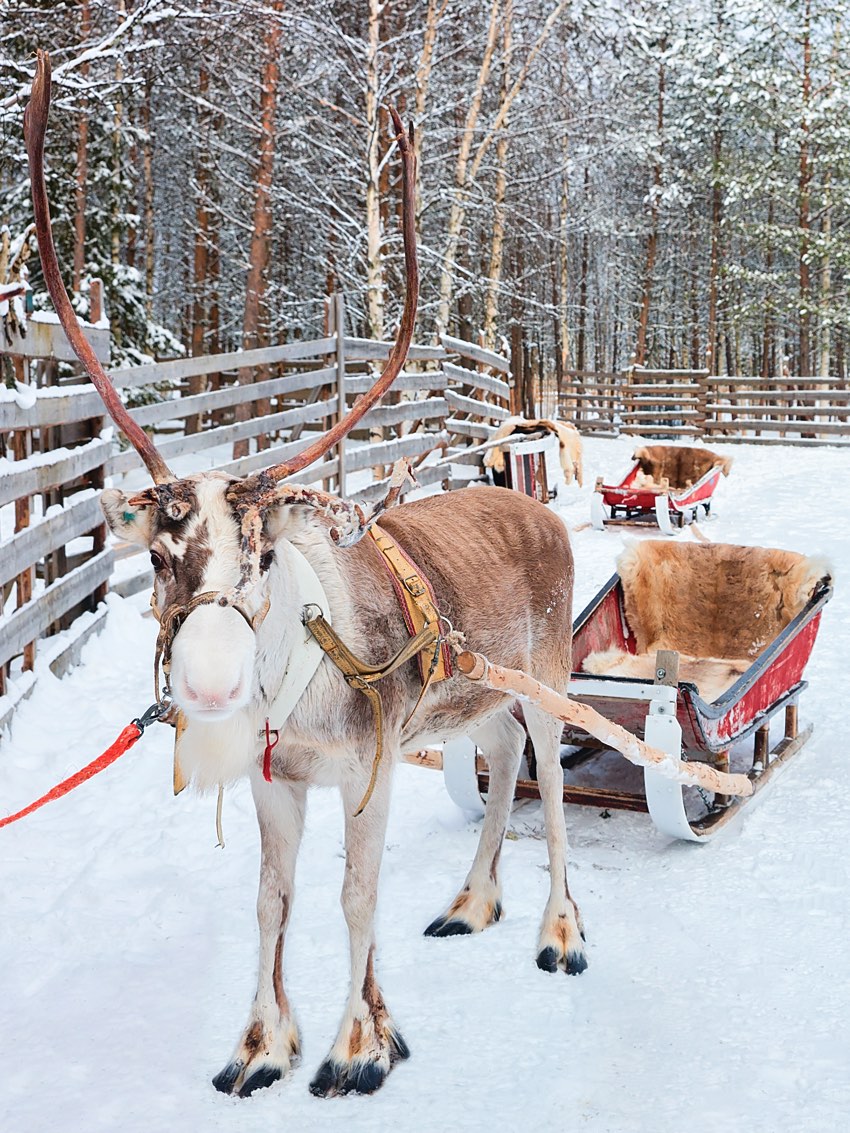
264,541 -> 332,733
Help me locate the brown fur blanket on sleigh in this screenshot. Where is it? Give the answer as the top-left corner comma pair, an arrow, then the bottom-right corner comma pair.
582,540 -> 831,702
631,444 -> 732,492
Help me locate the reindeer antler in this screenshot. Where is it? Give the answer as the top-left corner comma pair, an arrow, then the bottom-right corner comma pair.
24,50 -> 175,486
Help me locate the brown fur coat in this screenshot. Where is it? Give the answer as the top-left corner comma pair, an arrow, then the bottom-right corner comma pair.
582,648 -> 750,703
485,416 -> 583,486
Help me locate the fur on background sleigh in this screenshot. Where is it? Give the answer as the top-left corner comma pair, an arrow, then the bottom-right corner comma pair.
582,539 -> 832,703
630,444 -> 732,493
484,416 -> 583,486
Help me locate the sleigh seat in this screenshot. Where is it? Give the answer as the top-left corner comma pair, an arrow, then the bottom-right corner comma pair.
581,539 -> 829,705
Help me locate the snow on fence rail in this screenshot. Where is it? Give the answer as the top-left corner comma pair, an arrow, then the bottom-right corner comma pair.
559,367 -> 850,445
0,309 -> 510,725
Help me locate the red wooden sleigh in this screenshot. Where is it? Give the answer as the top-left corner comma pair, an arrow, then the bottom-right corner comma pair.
591,444 -> 732,534
440,540 -> 831,841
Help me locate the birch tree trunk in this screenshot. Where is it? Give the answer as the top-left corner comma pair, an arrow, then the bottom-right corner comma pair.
576,168 -> 589,373
482,0 -> 513,350
413,0 -> 447,235
73,0 -> 91,293
706,126 -> 722,376
188,66 -> 211,435
435,0 -> 568,336
761,128 -> 779,379
233,0 -> 284,460
557,130 -> 570,378
365,0 -> 384,342
435,0 -> 500,337
819,173 -> 832,380
818,22 -> 839,383
142,69 -> 155,320
634,44 -> 665,368
111,0 -> 126,272
798,0 -> 812,378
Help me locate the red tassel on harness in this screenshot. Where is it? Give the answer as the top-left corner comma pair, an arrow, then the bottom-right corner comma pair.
262,719 -> 279,783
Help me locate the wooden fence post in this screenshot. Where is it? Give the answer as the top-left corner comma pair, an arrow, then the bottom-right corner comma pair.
11,357 -> 35,672
695,370 -> 708,438
334,291 -> 347,496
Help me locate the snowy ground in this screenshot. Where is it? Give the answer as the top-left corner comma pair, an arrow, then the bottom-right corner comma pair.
1,436 -> 848,1133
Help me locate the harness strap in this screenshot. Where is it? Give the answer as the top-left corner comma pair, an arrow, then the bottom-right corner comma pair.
367,524 -> 452,683
305,611 -> 437,684
304,610 -> 440,816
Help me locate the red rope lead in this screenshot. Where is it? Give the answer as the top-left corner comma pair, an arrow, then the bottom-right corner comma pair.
0,722 -> 143,830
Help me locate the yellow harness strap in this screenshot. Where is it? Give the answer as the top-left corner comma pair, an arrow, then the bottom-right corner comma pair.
305,610 -> 439,815
305,525 -> 451,816
367,524 -> 451,684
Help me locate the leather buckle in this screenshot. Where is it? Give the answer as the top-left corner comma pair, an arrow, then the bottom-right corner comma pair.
402,574 -> 427,598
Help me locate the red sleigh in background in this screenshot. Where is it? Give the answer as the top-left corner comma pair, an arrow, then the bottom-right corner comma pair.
591,444 -> 732,534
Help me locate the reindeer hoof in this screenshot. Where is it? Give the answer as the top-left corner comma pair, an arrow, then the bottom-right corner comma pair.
213,1018 -> 299,1097
308,1029 -> 409,1098
238,1064 -> 283,1096
536,944 -> 588,976
424,901 -> 502,937
424,915 -> 473,937
212,1060 -> 245,1094
309,1058 -> 387,1097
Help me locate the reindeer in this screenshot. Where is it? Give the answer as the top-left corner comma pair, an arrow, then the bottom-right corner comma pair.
25,51 -> 586,1099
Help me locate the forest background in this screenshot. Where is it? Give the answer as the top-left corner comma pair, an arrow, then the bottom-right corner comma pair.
2,0 -> 848,384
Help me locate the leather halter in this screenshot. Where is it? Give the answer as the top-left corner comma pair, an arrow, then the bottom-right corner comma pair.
151,589 -> 270,705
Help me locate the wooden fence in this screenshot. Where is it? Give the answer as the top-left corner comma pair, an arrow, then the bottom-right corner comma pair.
560,366 -> 850,446
0,302 -> 510,728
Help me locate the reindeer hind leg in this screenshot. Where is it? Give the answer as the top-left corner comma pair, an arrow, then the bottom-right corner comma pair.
424,710 -> 524,938
523,703 -> 587,975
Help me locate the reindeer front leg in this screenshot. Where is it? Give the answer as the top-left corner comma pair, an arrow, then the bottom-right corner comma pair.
213,773 -> 306,1097
309,752 -> 409,1097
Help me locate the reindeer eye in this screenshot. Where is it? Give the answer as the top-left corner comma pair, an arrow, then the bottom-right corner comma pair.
150,551 -> 166,573
260,550 -> 275,573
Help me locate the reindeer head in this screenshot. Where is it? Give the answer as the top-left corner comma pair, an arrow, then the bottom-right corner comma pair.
25,50 -> 417,724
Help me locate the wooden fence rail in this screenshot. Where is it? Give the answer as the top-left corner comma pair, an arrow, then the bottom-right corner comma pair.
560,366 -> 850,446
0,302 -> 511,722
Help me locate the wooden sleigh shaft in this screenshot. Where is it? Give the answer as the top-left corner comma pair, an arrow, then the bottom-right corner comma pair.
403,647 -> 817,843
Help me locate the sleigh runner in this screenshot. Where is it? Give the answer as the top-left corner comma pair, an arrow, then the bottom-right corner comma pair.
591,444 -> 732,534
435,539 -> 831,841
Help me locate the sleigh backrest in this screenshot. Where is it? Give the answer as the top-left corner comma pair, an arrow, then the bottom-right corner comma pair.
617,540 -> 830,662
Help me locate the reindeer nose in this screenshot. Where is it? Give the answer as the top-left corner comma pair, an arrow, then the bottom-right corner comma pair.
183,680 -> 243,706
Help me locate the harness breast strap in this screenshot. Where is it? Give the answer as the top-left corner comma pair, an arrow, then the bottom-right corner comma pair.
304,523 -> 452,815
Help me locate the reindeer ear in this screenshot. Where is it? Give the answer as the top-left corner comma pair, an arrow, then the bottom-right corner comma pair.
101,488 -> 154,546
